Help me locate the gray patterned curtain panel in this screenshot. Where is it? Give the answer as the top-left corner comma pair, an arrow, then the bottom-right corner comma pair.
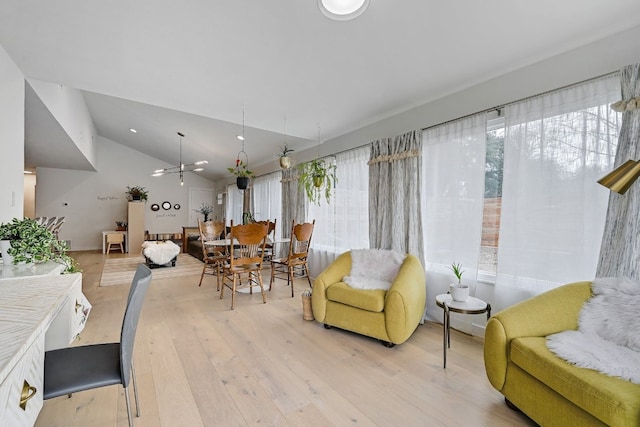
368,130 -> 424,261
597,63 -> 640,279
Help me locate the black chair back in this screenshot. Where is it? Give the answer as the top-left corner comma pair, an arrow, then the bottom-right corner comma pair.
120,264 -> 152,387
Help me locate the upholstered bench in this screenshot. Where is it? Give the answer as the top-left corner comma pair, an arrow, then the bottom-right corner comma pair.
141,240 -> 181,268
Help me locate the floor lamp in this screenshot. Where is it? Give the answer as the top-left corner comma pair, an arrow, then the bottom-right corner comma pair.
597,159 -> 640,194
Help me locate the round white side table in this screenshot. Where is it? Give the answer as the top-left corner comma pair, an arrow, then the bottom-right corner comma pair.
435,294 -> 491,368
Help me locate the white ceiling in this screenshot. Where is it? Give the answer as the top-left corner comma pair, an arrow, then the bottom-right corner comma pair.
2,0 -> 640,181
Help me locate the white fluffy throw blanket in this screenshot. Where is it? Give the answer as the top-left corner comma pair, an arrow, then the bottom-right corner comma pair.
546,277 -> 640,384
343,249 -> 405,291
142,240 -> 181,265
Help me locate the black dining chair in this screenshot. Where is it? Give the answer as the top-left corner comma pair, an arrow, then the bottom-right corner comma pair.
43,264 -> 153,427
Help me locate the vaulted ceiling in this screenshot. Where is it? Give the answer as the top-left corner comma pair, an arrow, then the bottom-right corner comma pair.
2,0 -> 640,181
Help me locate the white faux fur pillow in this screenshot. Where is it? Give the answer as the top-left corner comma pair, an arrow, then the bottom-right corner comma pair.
343,249 -> 406,291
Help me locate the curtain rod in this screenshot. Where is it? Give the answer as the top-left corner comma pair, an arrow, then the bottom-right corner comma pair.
420,69 -> 620,132
255,69 -> 620,178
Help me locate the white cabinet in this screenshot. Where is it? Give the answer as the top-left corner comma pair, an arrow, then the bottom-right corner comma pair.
44,277 -> 92,351
0,336 -> 44,426
0,273 -> 87,426
128,201 -> 145,254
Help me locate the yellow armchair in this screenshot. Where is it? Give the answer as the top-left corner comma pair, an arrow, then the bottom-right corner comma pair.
484,281 -> 640,426
312,251 -> 426,346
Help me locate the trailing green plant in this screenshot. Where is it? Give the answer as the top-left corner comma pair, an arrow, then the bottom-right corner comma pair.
298,158 -> 337,205
0,218 -> 80,273
228,159 -> 255,177
126,185 -> 148,201
448,262 -> 464,283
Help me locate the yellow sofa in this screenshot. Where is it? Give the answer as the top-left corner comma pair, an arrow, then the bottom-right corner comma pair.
311,251 -> 426,346
484,281 -> 640,427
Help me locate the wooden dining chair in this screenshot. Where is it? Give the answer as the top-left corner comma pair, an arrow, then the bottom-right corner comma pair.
269,219 -> 315,297
255,219 -> 277,261
44,264 -> 153,427
197,219 -> 227,290
219,220 -> 270,309
106,233 -> 125,253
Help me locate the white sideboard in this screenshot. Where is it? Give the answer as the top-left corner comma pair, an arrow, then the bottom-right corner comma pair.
0,273 -> 89,426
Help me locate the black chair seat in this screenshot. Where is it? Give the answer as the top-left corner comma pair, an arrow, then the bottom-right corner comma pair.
44,343 -> 122,399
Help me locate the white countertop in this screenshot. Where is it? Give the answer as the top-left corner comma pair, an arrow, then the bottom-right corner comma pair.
0,273 -> 82,384
0,261 -> 65,280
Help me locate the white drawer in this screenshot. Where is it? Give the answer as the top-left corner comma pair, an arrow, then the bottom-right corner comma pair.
0,336 -> 44,427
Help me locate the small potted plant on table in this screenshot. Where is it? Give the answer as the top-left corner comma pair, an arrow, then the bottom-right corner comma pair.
447,262 -> 469,301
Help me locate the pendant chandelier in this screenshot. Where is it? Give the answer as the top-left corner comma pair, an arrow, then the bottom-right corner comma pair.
152,132 -> 208,186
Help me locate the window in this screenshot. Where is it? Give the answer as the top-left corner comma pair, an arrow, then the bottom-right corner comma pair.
423,74 -> 621,311
252,171 -> 282,239
494,74 -> 621,309
479,116 -> 505,275
308,146 -> 369,254
225,184 -> 243,225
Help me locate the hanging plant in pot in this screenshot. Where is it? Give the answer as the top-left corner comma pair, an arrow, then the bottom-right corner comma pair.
278,144 -> 295,169
298,158 -> 337,205
228,159 -> 254,190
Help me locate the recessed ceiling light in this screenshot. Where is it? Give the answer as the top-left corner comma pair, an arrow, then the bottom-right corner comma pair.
318,0 -> 370,21
129,128 -> 138,133
237,135 -> 245,141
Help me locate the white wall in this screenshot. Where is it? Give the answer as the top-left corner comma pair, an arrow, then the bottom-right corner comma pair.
0,44 -> 25,223
36,136 -> 215,251
27,78 -> 98,169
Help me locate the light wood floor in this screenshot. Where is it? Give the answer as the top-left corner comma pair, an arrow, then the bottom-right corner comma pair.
36,251 -> 536,427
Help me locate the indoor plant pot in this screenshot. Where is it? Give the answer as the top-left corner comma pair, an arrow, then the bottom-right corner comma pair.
237,176 -> 249,190
298,158 -> 337,205
278,144 -> 295,170
0,239 -> 13,265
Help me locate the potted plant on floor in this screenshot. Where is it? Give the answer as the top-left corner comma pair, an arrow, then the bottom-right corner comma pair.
0,217 -> 79,272
126,185 -> 148,202
298,158 -> 337,205
228,159 -> 254,190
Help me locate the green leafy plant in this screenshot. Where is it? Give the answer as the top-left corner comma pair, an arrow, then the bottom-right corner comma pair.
448,262 -> 464,283
228,159 -> 255,177
242,211 -> 255,224
298,158 -> 337,205
278,145 -> 295,157
126,185 -> 148,201
0,218 -> 79,273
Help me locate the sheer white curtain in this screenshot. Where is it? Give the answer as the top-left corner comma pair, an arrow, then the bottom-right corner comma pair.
495,75 -> 621,311
252,171 -> 282,239
422,113 -> 488,320
308,146 -> 369,276
225,184 -> 243,226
